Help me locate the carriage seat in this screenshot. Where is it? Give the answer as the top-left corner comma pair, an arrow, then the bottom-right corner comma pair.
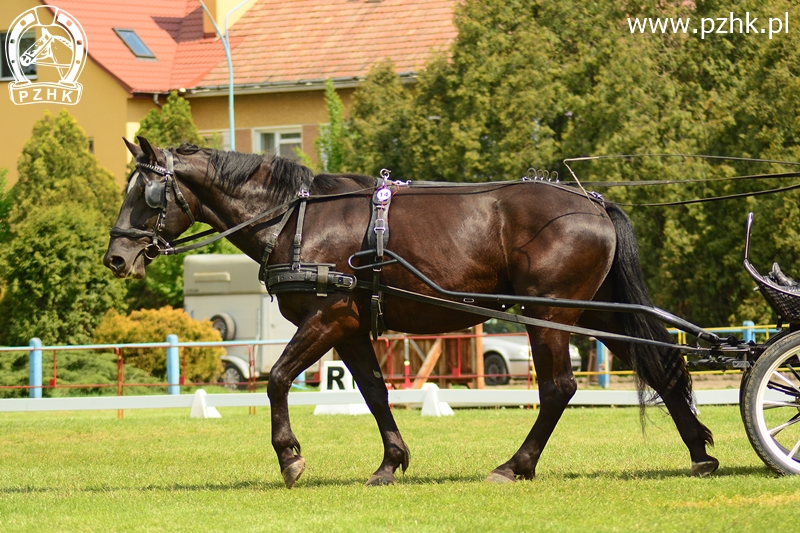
767,263 -> 800,291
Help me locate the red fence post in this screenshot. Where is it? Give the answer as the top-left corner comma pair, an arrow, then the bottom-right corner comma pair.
116,348 -> 125,419
49,349 -> 57,389
180,347 -> 187,386
247,345 -> 256,415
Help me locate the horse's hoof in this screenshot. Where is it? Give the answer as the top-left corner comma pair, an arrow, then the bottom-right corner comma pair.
365,474 -> 396,486
485,471 -> 515,484
691,458 -> 719,477
281,457 -> 305,489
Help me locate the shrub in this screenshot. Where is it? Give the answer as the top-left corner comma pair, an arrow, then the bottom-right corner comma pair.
93,307 -> 223,383
0,204 -> 127,346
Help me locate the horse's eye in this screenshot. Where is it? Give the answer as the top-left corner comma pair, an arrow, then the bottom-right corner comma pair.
126,171 -> 140,194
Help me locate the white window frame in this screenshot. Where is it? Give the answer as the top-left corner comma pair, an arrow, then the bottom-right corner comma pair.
252,126 -> 303,160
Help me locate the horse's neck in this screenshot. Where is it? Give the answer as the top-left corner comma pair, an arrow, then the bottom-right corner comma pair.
185,175 -> 274,258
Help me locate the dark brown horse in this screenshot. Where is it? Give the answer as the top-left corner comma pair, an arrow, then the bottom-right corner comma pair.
104,137 -> 718,487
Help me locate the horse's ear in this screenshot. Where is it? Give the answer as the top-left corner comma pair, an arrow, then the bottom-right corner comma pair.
123,137 -> 142,158
137,136 -> 158,162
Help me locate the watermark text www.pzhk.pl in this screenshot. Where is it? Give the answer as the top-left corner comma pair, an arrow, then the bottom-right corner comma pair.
628,12 -> 789,40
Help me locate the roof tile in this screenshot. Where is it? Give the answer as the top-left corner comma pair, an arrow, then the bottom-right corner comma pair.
41,0 -> 456,93
45,0 -> 224,93
197,0 -> 457,88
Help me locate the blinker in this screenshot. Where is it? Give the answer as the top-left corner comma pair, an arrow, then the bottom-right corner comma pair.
144,178 -> 167,210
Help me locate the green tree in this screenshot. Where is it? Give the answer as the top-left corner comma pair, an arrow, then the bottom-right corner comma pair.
0,109 -> 126,346
0,168 -> 11,244
314,79 -> 349,173
0,204 -> 127,346
345,59 -> 414,177
134,91 -> 205,150
11,109 -> 119,226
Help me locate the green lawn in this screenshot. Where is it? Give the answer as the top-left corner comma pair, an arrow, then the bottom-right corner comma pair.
1,405 -> 798,532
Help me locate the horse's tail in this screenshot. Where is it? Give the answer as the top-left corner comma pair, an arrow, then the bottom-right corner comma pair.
604,204 -> 711,444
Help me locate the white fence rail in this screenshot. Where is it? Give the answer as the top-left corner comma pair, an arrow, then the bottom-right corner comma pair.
0,388 -> 740,413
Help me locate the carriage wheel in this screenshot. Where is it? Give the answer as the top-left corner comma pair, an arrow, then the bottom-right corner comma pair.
742,331 -> 800,475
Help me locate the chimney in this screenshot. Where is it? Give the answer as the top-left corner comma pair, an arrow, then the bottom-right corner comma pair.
202,0 -> 257,37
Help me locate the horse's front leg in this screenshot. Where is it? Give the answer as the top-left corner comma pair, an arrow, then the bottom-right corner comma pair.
268,306 -> 355,489
336,334 -> 410,486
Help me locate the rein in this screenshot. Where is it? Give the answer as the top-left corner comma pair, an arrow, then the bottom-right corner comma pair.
560,154 -> 800,208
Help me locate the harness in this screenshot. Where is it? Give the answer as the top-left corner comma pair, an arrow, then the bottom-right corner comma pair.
261,169 -> 399,339
113,152 -> 711,351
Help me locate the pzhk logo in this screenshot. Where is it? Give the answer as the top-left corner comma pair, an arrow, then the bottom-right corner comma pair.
5,6 -> 87,105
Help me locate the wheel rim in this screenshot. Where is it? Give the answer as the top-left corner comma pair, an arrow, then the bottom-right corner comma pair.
223,366 -> 243,390
754,344 -> 800,473
484,356 -> 507,385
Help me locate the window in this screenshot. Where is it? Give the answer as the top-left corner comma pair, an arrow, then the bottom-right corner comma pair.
113,28 -> 156,59
1,31 -> 37,80
254,129 -> 302,160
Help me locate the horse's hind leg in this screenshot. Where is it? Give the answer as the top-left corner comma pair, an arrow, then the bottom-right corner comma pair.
578,310 -> 718,476
335,334 -> 410,486
487,326 -> 578,482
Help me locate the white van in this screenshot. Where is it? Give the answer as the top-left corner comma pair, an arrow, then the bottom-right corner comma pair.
183,254 -> 328,387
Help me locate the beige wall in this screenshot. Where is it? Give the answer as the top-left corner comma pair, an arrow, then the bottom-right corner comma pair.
1,0 -> 147,187
188,88 -> 355,162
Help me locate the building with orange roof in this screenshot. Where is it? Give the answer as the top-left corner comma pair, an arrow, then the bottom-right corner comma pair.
0,0 -> 456,185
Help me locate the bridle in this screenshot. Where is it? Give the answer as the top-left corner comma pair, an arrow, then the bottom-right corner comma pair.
108,147 -> 324,261
109,150 -> 196,260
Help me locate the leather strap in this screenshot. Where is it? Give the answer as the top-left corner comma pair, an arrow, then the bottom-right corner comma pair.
291,195 -> 308,271
258,204 -> 297,284
367,174 -> 394,339
265,263 -> 357,296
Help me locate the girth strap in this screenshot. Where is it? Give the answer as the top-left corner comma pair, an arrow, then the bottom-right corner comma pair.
265,263 -> 357,296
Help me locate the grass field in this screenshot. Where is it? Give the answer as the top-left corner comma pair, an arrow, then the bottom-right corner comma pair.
1,404 -> 799,532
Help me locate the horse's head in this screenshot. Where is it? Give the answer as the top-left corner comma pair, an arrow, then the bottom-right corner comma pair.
103,136 -> 196,278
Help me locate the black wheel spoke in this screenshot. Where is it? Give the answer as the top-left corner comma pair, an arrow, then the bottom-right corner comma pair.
788,364 -> 800,384
769,412 -> 800,437
767,380 -> 800,399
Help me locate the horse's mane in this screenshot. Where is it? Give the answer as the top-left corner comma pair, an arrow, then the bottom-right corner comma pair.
175,144 -> 376,204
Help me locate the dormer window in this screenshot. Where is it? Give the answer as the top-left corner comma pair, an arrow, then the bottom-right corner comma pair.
113,28 -> 155,59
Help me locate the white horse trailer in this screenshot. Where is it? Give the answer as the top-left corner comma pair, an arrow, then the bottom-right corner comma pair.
183,254 -> 327,387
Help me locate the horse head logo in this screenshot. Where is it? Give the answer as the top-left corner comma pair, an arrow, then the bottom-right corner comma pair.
5,6 -> 87,105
